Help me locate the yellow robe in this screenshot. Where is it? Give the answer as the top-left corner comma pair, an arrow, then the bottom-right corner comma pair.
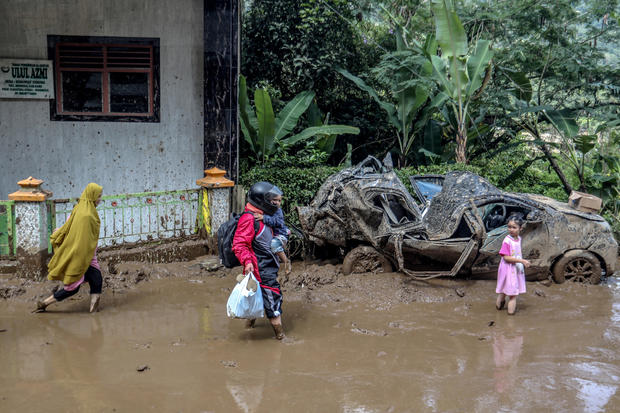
47,183 -> 102,285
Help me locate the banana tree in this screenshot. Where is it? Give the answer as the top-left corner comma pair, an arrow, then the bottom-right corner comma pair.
238,75 -> 360,164
429,0 -> 493,163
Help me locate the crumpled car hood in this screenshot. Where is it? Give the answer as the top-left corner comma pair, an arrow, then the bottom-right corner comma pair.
423,171 -> 502,240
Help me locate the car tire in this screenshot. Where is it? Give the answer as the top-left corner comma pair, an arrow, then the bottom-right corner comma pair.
342,246 -> 393,275
552,250 -> 602,284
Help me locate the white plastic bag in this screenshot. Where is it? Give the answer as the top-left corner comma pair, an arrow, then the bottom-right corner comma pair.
226,272 -> 264,319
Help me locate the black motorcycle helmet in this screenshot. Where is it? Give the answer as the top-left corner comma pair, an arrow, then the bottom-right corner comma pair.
247,181 -> 282,215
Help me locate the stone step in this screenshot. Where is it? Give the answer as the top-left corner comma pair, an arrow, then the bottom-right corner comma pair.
0,260 -> 18,277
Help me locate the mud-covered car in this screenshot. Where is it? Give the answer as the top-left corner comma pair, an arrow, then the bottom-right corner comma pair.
297,156 -> 618,283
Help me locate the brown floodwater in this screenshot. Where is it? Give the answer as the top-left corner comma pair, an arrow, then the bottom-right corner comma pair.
1,258 -> 619,412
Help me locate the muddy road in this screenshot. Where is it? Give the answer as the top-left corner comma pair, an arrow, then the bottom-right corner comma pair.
1,257 -> 619,412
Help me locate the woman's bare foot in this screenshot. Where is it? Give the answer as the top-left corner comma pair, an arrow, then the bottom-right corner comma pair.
32,295 -> 56,313
89,294 -> 101,313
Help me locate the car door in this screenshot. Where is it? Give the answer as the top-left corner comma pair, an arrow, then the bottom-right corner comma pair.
471,201 -> 549,280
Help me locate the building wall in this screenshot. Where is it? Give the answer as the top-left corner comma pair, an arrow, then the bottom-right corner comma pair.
0,0 -> 204,199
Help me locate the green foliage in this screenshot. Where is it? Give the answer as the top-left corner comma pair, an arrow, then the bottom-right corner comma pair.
429,0 -> 494,163
239,75 -> 360,163
242,0 -> 394,164
240,0 -> 620,238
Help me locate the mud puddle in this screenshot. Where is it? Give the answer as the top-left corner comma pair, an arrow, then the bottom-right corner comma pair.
1,257 -> 619,412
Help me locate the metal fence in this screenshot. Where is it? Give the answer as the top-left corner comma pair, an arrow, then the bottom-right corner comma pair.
52,189 -> 200,247
0,200 -> 15,257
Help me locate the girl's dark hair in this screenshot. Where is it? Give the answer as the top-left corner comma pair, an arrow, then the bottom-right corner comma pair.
507,213 -> 525,227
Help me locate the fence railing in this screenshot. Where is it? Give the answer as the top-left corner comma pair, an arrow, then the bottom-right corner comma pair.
52,189 -> 200,248
0,200 -> 15,257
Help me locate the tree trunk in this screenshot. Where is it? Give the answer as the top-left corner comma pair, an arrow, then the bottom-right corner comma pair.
539,143 -> 573,195
455,128 -> 467,163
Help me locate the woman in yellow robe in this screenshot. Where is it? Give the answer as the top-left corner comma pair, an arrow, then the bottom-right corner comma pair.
34,183 -> 103,313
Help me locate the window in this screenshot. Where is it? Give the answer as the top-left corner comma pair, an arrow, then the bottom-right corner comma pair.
48,35 -> 159,122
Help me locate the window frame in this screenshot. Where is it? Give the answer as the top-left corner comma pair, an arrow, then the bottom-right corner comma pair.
48,35 -> 160,122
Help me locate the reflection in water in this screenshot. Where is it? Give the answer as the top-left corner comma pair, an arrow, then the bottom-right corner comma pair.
492,333 -> 523,394
226,383 -> 264,413
573,378 -> 617,413
226,338 -> 283,412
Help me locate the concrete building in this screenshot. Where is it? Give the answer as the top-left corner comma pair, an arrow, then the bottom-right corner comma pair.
0,0 -> 239,199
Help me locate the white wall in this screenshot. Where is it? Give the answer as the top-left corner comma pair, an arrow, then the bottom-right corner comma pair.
0,0 -> 204,198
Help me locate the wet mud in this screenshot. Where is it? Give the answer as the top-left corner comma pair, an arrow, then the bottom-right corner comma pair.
1,256 -> 619,412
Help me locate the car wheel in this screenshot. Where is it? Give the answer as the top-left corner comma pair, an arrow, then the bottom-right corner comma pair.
552,250 -> 602,284
342,246 -> 393,275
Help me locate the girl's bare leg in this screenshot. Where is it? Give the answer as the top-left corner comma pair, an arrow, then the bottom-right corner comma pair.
496,293 -> 506,310
507,296 -> 517,315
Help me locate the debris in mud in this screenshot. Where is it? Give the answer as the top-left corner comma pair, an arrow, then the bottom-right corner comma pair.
171,338 -> 186,347
136,365 -> 150,372
198,257 -> 224,272
539,279 -> 553,287
350,322 -> 387,336
534,289 -> 546,297
285,264 -> 338,290
0,286 -> 26,299
134,342 -> 151,350
488,321 -> 495,327
220,360 -> 238,368
455,288 -> 465,297
0,329 -> 7,333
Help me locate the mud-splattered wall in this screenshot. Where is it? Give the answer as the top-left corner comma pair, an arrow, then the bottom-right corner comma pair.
0,0 -> 209,199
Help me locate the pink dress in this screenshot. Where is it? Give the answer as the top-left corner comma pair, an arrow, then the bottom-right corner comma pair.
496,235 -> 526,296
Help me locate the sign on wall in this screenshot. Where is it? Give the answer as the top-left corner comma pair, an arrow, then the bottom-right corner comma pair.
0,59 -> 54,99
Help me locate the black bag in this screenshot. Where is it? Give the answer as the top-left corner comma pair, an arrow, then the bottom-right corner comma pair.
217,212 -> 259,268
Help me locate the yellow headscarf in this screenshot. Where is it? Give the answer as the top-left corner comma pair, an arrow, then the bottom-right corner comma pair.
47,183 -> 102,285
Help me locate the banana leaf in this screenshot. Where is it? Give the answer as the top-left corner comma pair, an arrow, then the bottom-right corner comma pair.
431,0 -> 467,57
254,89 -> 275,156
465,40 -> 493,97
545,109 -> 578,138
505,71 -> 532,103
238,75 -> 257,152
284,125 -> 360,147
336,67 -> 400,130
274,90 -> 315,142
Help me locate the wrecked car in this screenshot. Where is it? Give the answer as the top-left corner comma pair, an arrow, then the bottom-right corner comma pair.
297,156 -> 618,284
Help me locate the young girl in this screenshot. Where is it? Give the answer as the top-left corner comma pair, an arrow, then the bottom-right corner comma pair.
252,187 -> 292,275
496,214 -> 531,315
34,183 -> 103,313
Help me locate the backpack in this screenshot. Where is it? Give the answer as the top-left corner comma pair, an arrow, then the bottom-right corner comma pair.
217,212 -> 260,268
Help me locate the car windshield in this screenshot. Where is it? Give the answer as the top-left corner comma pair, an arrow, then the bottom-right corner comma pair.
409,176 -> 445,208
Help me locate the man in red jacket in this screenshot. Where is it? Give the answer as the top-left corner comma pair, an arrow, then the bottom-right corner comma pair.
232,181 -> 285,340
